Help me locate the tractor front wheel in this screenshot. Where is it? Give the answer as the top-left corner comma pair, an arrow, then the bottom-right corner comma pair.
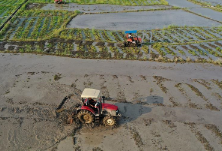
124,42 -> 128,47
103,116 -> 116,127
77,110 -> 94,124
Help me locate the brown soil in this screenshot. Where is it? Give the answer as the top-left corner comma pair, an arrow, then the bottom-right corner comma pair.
215,42 -> 222,47
95,42 -> 105,47
8,46 -> 15,51
84,41 -> 93,45
15,46 -> 24,51
75,40 -> 83,45
107,43 -> 115,47
208,43 -> 217,49
0,43 -> 5,51
26,3 -> 45,10
189,44 -> 199,50
181,45 -> 188,50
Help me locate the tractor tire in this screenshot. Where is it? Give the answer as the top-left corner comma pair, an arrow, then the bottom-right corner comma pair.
103,116 -> 117,127
77,110 -> 94,124
124,42 -> 128,47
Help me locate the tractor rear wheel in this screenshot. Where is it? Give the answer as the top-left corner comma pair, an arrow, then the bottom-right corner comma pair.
77,110 -> 94,124
103,116 -> 116,127
124,42 -> 128,47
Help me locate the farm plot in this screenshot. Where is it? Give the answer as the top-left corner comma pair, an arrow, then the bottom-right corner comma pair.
1,26 -> 222,64
151,26 -> 222,44
67,10 -> 221,30
29,0 -> 169,6
0,9 -> 78,40
151,41 -> 222,62
1,38 -> 221,64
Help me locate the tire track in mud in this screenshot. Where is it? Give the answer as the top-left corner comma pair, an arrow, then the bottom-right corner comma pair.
83,74 -> 94,88
123,124 -> 144,150
186,83 -> 220,111
153,76 -> 182,107
205,124 -> 222,145
99,74 -> 110,99
184,122 -> 215,151
150,129 -> 169,151
193,79 -> 212,90
112,75 -> 127,102
175,83 -> 211,110
175,83 -> 199,109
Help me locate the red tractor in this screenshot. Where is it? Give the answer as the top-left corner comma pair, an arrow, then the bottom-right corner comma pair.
56,88 -> 121,126
54,0 -> 63,4
124,30 -> 142,47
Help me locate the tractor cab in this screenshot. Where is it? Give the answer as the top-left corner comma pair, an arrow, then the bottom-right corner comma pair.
81,88 -> 102,113
54,0 -> 63,4
124,30 -> 142,47
77,88 -> 121,126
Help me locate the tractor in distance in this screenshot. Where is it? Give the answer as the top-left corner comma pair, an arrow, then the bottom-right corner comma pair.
56,88 -> 121,126
54,0 -> 63,4
124,30 -> 142,47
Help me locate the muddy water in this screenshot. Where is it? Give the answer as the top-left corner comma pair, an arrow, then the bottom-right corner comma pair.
189,7 -> 222,21
67,10 -> 221,30
42,3 -> 172,13
167,0 -> 222,21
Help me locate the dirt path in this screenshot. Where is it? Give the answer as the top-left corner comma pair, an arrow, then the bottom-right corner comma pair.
42,3 -> 172,13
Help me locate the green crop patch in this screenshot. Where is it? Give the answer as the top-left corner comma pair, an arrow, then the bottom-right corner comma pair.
17,9 -> 73,17
0,0 -> 27,27
0,0 -> 26,6
0,9 -> 78,40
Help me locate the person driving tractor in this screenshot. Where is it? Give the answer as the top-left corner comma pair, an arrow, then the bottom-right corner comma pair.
124,30 -> 141,47
88,98 -> 99,112
88,98 -> 97,108
128,33 -> 134,42
128,33 -> 132,38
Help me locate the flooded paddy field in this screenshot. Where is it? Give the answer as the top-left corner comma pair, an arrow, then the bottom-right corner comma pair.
67,10 -> 221,30
189,7 -> 222,21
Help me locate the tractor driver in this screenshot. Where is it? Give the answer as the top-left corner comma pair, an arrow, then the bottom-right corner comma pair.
128,33 -> 132,38
88,98 -> 97,108
128,33 -> 134,42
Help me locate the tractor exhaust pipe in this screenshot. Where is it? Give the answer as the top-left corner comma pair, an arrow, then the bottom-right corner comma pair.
102,96 -> 105,103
